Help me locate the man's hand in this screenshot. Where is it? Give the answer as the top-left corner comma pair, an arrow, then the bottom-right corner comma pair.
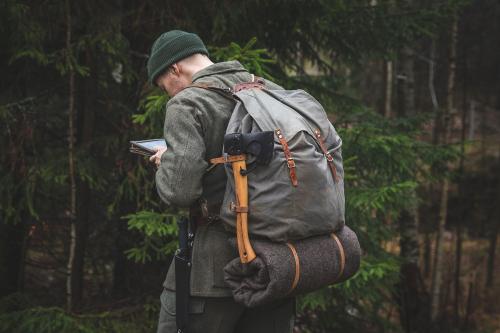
149,146 -> 168,168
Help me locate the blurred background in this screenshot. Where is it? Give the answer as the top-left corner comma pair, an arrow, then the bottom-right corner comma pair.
0,0 -> 499,332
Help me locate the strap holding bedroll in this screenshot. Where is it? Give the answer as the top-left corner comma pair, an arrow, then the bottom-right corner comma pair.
331,233 -> 346,281
275,129 -> 298,187
286,242 -> 300,294
314,129 -> 339,183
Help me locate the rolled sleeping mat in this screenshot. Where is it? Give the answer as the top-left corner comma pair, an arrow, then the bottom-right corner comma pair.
223,225 -> 361,308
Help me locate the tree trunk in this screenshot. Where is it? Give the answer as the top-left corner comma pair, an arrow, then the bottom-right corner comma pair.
0,221 -> 26,298
398,47 -> 416,118
430,15 -> 458,322
383,60 -> 393,118
423,231 -> 432,278
112,217 -> 129,298
486,224 -> 498,288
486,147 -> 500,288
431,179 -> 449,321
486,153 -> 500,288
396,45 -> 427,333
454,26 -> 469,322
454,224 -> 463,321
65,0 -> 78,312
69,46 -> 99,308
423,39 -> 438,282
69,180 -> 90,309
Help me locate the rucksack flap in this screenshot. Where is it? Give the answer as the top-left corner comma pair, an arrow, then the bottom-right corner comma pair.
219,88 -> 345,242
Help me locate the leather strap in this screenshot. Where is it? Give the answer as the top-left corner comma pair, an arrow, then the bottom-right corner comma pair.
187,83 -> 233,94
185,75 -> 265,94
210,154 -> 246,164
275,129 -> 298,187
314,129 -> 339,183
234,206 -> 248,213
229,202 -> 249,213
286,242 -> 300,294
233,81 -> 265,93
254,75 -> 265,83
331,233 -> 345,281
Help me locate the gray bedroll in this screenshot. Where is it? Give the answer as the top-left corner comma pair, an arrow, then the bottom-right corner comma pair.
219,88 -> 345,242
223,225 -> 361,308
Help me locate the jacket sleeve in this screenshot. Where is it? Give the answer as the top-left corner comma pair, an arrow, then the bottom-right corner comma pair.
155,96 -> 208,207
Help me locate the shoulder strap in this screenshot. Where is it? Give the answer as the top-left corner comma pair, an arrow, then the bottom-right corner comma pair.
185,74 -> 265,95
234,75 -> 265,92
187,83 -> 233,94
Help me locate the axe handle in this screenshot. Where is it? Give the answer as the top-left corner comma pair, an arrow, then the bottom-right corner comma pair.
235,214 -> 246,262
232,160 -> 256,263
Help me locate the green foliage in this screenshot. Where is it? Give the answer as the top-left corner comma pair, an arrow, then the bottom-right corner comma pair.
297,256 -> 401,332
0,1 -> 471,332
123,211 -> 178,263
132,92 -> 169,135
288,95 -> 457,330
0,294 -> 159,333
210,37 -> 276,79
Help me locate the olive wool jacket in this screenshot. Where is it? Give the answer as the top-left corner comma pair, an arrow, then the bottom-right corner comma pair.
155,61 -> 281,297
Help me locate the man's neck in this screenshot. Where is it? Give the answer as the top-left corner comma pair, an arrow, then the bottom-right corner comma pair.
182,55 -> 214,80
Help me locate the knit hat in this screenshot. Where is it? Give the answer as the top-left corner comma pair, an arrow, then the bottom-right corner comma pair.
147,30 -> 209,85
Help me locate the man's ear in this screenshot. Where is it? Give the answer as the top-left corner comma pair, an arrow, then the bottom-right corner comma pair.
171,63 -> 181,76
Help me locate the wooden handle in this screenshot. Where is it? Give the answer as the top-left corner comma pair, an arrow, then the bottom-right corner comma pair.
232,160 -> 256,263
235,214 -> 246,261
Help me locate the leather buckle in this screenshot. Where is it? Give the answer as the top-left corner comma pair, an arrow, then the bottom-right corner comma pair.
287,158 -> 296,169
229,202 -> 248,213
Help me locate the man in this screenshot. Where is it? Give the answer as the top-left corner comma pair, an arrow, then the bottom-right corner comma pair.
147,30 -> 295,333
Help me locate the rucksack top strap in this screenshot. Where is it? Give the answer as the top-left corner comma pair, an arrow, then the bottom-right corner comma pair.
313,129 -> 339,183
275,129 -> 298,187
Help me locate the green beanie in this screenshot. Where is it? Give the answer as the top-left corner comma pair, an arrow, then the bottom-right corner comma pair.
147,30 -> 209,85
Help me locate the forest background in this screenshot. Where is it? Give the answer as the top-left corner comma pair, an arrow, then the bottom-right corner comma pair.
0,0 -> 499,332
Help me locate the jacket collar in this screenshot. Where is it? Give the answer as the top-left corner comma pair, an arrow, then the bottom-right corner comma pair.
192,61 -> 248,82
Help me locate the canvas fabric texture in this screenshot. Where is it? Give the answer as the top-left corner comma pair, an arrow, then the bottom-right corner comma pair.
219,87 -> 345,242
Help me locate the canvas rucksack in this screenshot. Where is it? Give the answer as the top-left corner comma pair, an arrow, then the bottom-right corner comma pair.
187,78 -> 360,308
204,79 -> 345,242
